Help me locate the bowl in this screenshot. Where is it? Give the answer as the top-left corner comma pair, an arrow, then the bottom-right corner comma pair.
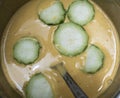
0,0 -> 120,98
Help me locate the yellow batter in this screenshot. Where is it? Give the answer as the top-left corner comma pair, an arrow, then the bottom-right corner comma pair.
1,0 -> 120,98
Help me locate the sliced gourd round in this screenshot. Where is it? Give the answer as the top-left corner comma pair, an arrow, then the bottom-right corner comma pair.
67,0 -> 95,26
84,45 -> 104,73
53,22 -> 88,57
25,73 -> 54,98
13,37 -> 41,65
39,1 -> 66,25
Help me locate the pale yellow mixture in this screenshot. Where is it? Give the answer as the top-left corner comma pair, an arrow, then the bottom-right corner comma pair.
1,0 -> 120,98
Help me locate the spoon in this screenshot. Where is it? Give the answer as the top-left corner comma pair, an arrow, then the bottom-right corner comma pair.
52,62 -> 88,98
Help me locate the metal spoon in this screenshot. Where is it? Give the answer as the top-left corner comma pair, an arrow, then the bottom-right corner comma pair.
52,62 -> 88,98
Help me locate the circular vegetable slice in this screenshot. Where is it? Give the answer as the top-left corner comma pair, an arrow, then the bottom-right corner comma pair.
53,22 -> 88,57
25,73 -> 54,98
39,1 -> 66,25
13,37 -> 41,65
84,45 -> 104,73
67,0 -> 95,26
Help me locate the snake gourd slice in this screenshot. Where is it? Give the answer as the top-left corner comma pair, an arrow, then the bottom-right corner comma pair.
13,37 -> 41,65
25,73 -> 54,98
67,0 -> 95,26
53,22 -> 88,57
84,45 -> 104,73
39,1 -> 66,25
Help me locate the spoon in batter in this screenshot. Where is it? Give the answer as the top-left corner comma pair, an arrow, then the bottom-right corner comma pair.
51,62 -> 88,98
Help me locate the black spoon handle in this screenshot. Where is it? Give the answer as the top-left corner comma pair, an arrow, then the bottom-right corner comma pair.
63,72 -> 88,98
